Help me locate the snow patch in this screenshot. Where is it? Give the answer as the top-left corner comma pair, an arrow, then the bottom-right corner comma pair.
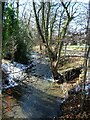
2,62 -> 33,89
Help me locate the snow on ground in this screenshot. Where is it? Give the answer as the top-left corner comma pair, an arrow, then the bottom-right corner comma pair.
0,90 -> 1,94
2,51 -> 51,89
2,61 -> 34,89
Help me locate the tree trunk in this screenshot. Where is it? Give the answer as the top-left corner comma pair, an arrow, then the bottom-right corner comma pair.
51,61 -> 58,80
16,0 -> 19,18
40,43 -> 42,51
50,61 -> 64,83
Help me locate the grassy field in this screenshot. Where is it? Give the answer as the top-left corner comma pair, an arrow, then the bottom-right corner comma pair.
62,44 -> 86,51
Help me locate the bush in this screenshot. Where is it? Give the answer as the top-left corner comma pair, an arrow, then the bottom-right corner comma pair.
2,4 -> 32,64
14,40 -> 29,64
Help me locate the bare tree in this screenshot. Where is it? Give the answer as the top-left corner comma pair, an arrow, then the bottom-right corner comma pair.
33,0 -> 77,82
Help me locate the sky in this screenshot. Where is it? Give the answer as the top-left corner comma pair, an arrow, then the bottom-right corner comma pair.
72,0 -> 89,3
7,0 -> 89,4
17,0 -> 88,33
19,0 -> 89,4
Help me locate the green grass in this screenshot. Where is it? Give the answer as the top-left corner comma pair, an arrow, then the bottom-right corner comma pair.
62,44 -> 85,51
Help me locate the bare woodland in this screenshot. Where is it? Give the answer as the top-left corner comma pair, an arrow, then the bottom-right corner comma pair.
0,0 -> 90,119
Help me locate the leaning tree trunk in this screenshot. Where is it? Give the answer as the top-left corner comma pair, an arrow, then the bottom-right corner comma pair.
46,47 -> 60,81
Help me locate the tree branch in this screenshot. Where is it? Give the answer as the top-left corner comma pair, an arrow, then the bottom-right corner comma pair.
33,1 -> 45,43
